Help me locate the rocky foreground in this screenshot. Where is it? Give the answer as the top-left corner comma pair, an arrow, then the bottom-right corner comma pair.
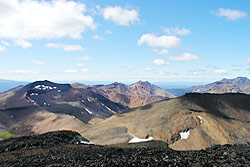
0,131 -> 249,167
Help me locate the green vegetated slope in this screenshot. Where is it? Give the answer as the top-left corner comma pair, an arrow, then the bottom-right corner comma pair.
82,93 -> 250,150
0,131 -> 14,140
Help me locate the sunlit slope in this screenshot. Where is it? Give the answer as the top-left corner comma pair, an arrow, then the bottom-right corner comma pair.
93,81 -> 175,108
82,93 -> 250,150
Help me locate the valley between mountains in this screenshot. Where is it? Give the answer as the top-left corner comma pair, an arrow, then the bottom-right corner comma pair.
0,77 -> 250,151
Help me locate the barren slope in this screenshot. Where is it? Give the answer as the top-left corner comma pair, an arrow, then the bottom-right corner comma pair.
82,93 -> 250,150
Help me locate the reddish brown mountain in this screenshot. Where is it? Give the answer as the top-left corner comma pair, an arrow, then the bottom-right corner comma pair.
91,81 -> 175,108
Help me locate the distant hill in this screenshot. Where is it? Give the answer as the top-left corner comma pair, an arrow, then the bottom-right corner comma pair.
89,81 -> 175,108
186,77 -> 250,94
82,93 -> 250,150
166,77 -> 250,96
0,79 -> 29,92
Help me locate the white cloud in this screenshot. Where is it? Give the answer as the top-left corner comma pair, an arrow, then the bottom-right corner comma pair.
126,65 -> 136,69
214,69 -> 227,74
9,70 -> 38,75
159,72 -> 166,76
0,0 -> 95,40
80,68 -> 89,73
14,40 -> 32,49
75,55 -> 92,61
105,30 -> 112,34
189,68 -> 207,75
167,53 -> 200,61
242,58 -> 250,66
92,34 -> 104,40
76,63 -> 84,67
153,59 -> 169,66
138,34 -> 181,48
144,67 -> 153,71
64,70 -> 77,74
214,8 -> 248,21
32,60 -> 46,65
152,49 -> 169,55
45,43 -> 83,51
1,41 -> 10,46
102,6 -> 139,26
0,46 -> 6,52
163,27 -> 191,36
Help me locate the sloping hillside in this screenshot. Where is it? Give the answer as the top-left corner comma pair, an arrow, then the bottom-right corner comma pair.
82,93 -> 250,150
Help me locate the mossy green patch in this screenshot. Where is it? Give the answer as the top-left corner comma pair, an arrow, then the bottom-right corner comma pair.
0,131 -> 14,139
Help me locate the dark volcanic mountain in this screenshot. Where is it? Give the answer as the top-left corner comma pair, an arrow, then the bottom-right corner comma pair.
82,93 -> 250,150
186,77 -> 250,94
0,80 -> 126,136
89,81 -> 175,108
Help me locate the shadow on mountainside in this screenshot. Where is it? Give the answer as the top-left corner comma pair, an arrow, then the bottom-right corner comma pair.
184,93 -> 250,122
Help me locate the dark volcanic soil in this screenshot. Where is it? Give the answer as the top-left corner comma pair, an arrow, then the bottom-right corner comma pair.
0,131 -> 249,167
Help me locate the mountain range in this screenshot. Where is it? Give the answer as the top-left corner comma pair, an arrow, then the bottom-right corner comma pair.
0,80 -> 173,136
167,77 -> 250,96
0,80 -> 127,135
0,77 -> 250,151
87,81 -> 175,108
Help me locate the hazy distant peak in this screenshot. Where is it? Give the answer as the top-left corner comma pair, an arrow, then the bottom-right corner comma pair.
130,80 -> 151,86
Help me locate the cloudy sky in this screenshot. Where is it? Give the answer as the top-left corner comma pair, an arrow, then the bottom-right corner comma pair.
0,0 -> 250,83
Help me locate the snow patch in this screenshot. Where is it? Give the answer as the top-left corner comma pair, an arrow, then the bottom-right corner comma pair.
84,108 -> 93,114
105,105 -> 112,111
80,141 -> 94,145
34,85 -> 56,90
87,98 -> 91,102
58,90 -> 61,92
179,130 -> 190,140
129,136 -> 153,144
30,93 -> 38,96
197,115 -> 202,123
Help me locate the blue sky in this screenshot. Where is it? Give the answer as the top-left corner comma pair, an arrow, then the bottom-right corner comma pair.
0,0 -> 250,83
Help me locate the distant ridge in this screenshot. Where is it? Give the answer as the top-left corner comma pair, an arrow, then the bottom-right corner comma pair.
89,80 -> 175,108
0,79 -> 29,92
181,77 -> 250,95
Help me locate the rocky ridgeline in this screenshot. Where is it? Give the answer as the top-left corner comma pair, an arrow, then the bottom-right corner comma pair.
0,131 -> 90,153
0,131 -> 249,166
